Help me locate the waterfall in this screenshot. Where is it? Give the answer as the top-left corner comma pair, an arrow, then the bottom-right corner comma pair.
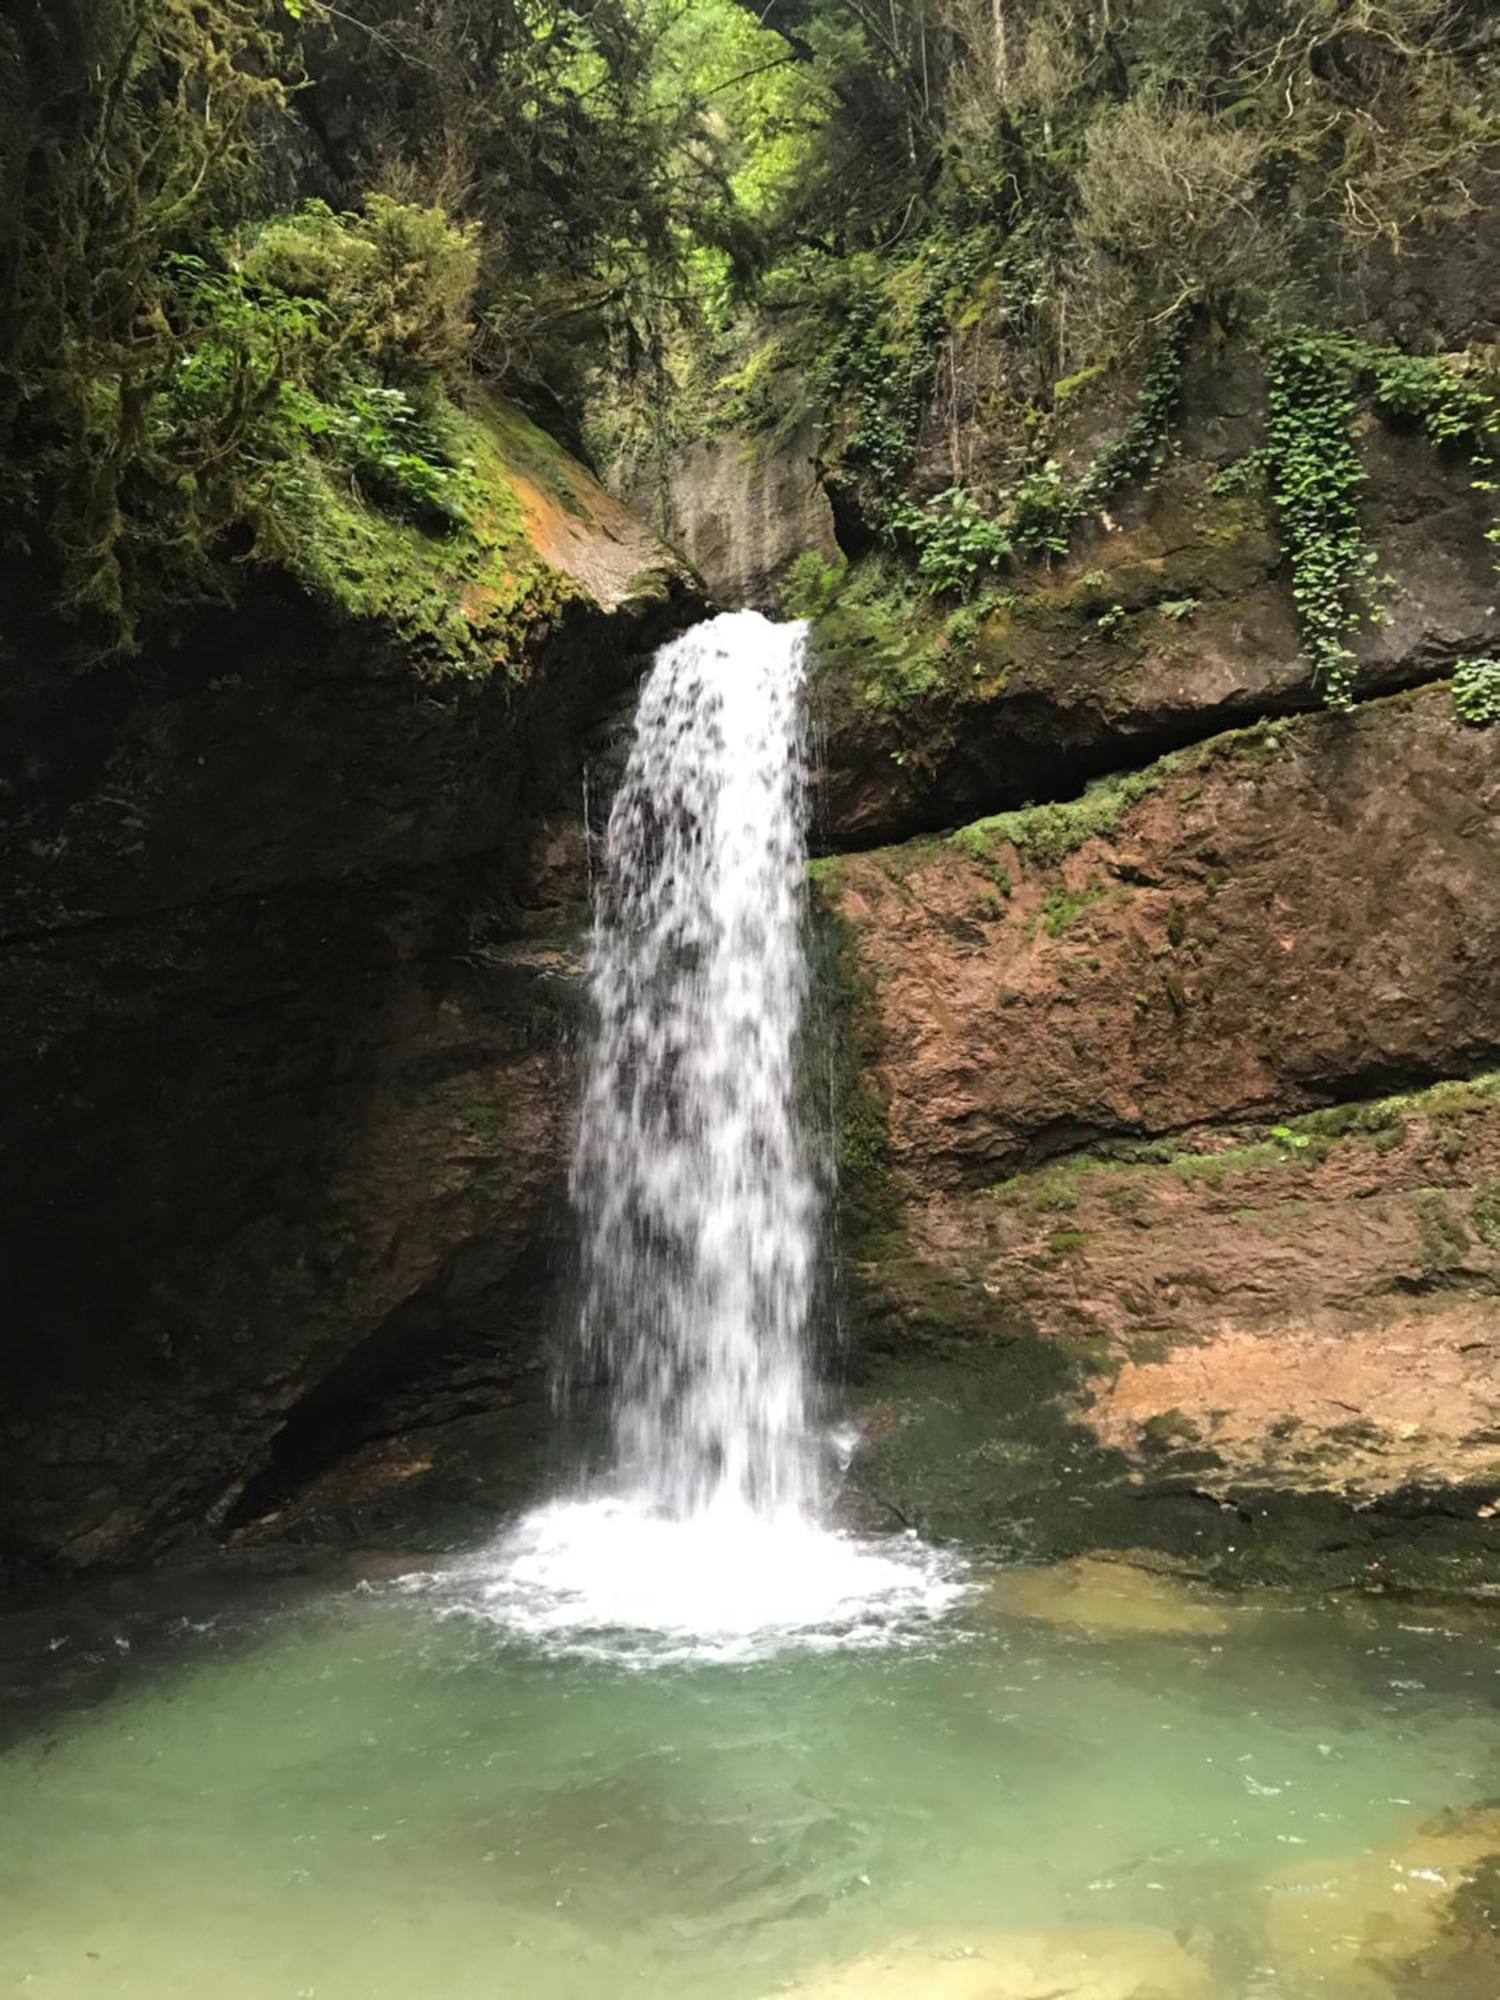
570,610 -> 820,1521
454,613 -> 964,1660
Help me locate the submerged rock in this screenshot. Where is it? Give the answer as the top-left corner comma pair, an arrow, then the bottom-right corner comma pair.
984,1557 -> 1232,1639
776,1924 -> 1215,1999
1266,1805 -> 1500,1998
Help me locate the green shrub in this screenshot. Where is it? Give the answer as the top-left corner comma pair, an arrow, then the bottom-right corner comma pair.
236,197 -> 478,390
895,487 -> 1012,596
1453,658 -> 1500,728
779,549 -> 848,619
1073,102 -> 1269,348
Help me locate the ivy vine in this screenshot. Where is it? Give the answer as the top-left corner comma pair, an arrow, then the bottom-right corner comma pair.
823,281 -> 949,512
1264,329 -> 1498,713
1453,657 -> 1500,727
1075,308 -> 1195,510
1263,332 -> 1377,712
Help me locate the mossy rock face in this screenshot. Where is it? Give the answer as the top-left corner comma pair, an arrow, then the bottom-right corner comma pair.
0,390 -> 697,1576
278,389 -> 692,682
807,412 -> 1499,850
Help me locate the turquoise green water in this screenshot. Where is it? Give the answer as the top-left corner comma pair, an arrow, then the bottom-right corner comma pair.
2,1565 -> 1499,1997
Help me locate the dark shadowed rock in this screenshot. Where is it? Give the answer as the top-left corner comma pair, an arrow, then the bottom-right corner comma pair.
0,404 -> 697,1575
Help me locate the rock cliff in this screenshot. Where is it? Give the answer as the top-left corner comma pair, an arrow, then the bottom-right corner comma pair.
0,395 -> 696,1576
805,348 -> 1500,1588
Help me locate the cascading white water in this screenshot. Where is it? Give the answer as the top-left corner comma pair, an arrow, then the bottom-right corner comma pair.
441,611 -> 965,1660
570,610 -> 821,1521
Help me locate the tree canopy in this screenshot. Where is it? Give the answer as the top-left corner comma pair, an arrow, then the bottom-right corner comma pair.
0,0 -> 1492,647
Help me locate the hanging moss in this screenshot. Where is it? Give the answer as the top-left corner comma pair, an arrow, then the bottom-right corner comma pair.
1,0 -> 301,646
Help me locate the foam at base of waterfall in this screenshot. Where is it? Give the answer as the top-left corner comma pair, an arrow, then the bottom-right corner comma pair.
420,1499 -> 969,1666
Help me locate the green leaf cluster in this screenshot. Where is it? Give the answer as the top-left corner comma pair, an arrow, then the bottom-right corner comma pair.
1263,331 -> 1377,712
893,488 -> 1012,597
1452,658 -> 1500,728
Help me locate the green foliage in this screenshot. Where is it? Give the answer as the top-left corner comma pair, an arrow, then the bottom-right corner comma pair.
1044,1227 -> 1088,1257
240,197 -> 479,384
1211,452 -> 1272,499
261,392 -> 579,680
943,589 -> 1015,653
0,0 -> 796,644
1270,1124 -> 1315,1155
894,488 -> 1012,596
778,549 -> 847,618
804,556 -> 954,727
1006,462 -> 1077,558
821,273 -> 951,515
620,0 -> 1494,550
1363,348 -> 1497,449
949,752 -> 1192,869
16,185 -> 481,645
1453,658 -> 1500,728
1263,331 -> 1376,711
1075,311 -> 1194,511
7,0 -> 1498,655
309,0 -> 765,411
1,0 -> 300,641
1264,330 -> 1500,713
876,308 -> 1191,600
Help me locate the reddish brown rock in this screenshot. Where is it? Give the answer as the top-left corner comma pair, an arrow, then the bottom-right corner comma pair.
894,1078 -> 1500,1501
824,690 -> 1500,1549
823,687 -> 1500,1193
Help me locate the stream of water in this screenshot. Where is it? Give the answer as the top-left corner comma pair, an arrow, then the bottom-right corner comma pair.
4,614 -> 1499,1996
